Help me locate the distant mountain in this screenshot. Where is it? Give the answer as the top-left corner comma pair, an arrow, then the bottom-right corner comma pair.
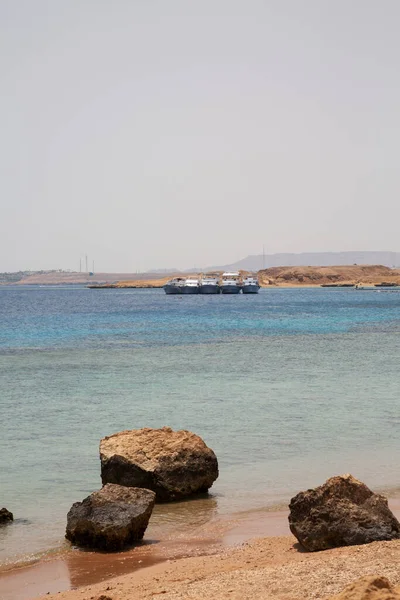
202,251 -> 400,272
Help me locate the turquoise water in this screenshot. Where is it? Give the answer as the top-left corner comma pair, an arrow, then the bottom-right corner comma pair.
1,286 -> 400,565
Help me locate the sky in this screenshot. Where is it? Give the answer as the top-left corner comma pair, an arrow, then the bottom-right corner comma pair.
1,0 -> 400,272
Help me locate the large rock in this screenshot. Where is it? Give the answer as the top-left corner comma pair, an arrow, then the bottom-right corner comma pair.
65,484 -> 155,550
289,474 -> 400,551
100,427 -> 219,502
329,576 -> 400,600
0,508 -> 13,524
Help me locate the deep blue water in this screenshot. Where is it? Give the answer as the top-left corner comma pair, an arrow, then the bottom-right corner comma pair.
1,286 -> 400,565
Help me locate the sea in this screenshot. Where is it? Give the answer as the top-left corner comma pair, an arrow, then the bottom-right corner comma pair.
1,285 -> 400,568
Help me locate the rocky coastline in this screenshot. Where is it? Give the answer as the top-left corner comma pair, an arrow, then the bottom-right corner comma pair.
3,428 -> 400,599
57,469 -> 400,598
86,265 -> 400,289
2,492 -> 400,599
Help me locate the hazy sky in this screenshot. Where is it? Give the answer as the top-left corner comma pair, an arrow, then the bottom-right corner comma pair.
1,1 -> 400,272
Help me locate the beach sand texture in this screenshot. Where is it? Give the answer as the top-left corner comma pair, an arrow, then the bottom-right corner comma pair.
33,535 -> 400,600
2,502 -> 400,600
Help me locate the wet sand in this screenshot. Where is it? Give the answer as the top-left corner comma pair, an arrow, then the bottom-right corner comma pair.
0,539 -> 217,600
33,532 -> 400,600
0,508 -> 290,600
2,500 -> 400,600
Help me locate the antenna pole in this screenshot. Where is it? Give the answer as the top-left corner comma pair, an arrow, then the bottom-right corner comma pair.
85,255 -> 88,272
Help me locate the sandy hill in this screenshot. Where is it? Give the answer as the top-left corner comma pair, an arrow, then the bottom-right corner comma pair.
258,265 -> 400,286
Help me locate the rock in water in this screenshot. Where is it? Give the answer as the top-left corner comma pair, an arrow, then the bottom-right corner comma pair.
65,484 -> 155,550
0,508 -> 13,524
329,575 -> 400,599
100,427 -> 219,502
289,474 -> 400,551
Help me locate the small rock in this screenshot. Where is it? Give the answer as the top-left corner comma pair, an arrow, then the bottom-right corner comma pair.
65,484 -> 155,550
289,474 -> 400,551
0,508 -> 13,524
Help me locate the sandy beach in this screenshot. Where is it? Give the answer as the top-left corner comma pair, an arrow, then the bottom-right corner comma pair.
2,501 -> 400,600
0,507 -> 288,600
29,534 -> 400,600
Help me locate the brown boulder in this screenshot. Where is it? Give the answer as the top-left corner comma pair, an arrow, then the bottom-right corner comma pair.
0,508 -> 13,524
329,575 -> 400,599
65,483 -> 155,550
289,474 -> 400,551
100,427 -> 219,502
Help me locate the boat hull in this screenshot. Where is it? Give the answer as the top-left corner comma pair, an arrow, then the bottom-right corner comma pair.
181,286 -> 199,294
199,285 -> 220,294
242,285 -> 260,294
220,285 -> 241,294
164,285 -> 182,295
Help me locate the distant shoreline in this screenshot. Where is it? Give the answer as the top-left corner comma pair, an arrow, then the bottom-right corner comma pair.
2,264 -> 398,288
2,282 -> 400,290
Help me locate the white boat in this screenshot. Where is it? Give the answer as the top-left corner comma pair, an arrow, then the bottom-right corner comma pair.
199,273 -> 220,294
242,275 -> 260,294
181,277 -> 200,294
219,272 -> 241,294
163,277 -> 184,295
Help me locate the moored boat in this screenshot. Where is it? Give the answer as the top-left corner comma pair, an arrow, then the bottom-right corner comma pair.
164,278 -> 184,295
181,277 -> 200,294
199,273 -> 220,294
220,272 -> 241,294
241,275 -> 260,294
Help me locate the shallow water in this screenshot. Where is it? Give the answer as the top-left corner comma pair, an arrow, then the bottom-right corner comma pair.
1,286 -> 400,566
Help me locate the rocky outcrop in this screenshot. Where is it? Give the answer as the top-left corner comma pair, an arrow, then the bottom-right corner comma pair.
258,265 -> 400,287
65,484 -> 155,550
0,508 -> 13,524
100,427 -> 219,502
289,474 -> 400,551
329,576 -> 400,600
